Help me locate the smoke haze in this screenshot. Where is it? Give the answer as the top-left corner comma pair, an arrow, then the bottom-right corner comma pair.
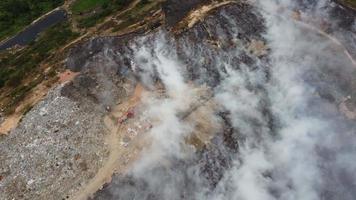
93,1 -> 356,199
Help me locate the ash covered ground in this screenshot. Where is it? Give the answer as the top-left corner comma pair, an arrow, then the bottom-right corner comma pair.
1,0 -> 356,200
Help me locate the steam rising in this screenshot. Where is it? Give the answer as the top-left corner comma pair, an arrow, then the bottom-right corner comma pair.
95,0 -> 356,199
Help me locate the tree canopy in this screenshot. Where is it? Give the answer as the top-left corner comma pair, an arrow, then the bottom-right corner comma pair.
0,0 -> 64,40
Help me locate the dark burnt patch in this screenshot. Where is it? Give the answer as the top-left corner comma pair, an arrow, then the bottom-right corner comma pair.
60,74 -> 99,104
66,32 -> 142,73
329,1 -> 356,29
66,2 -> 272,198
92,143 -> 233,200
175,3 -> 266,87
92,159 -> 202,200
162,0 -> 211,27
329,1 -> 356,57
219,112 -> 239,152
198,144 -> 231,188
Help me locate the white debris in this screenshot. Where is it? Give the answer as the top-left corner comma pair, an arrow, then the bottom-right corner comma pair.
39,107 -> 48,116
27,179 -> 35,185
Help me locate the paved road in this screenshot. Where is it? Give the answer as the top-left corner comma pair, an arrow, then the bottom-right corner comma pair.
0,9 -> 67,51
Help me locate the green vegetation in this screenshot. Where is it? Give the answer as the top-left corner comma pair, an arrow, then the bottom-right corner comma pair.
71,0 -> 132,28
78,8 -> 113,28
0,22 -> 79,114
111,0 -> 157,32
71,0 -> 111,14
0,0 -> 64,41
342,0 -> 356,8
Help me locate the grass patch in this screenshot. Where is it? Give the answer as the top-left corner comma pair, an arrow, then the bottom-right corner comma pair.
71,0 -> 110,14
0,22 -> 79,89
342,0 -> 356,8
111,0 -> 157,32
78,8 -> 112,27
72,0 -> 132,28
0,0 -> 64,41
0,21 -> 79,115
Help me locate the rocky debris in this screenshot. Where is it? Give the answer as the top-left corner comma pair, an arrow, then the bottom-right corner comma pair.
0,50 -> 130,199
0,85 -> 110,200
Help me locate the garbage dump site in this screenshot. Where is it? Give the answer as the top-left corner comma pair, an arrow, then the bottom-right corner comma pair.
1,0 -> 356,200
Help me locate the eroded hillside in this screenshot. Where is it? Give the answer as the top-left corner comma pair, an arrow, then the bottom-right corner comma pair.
0,0 -> 356,200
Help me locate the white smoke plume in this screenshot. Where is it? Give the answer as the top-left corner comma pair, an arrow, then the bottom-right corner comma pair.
131,34 -> 195,170
94,0 -> 356,199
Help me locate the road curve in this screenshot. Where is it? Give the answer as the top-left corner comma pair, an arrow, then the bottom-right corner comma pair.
0,9 -> 67,51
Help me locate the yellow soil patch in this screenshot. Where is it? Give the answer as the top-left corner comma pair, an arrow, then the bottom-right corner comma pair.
0,82 -> 51,135
0,69 -> 79,135
73,83 -> 220,199
247,39 -> 268,57
59,69 -> 80,83
187,1 -> 234,28
73,83 -> 148,200
174,0 -> 235,33
0,115 -> 21,135
291,10 -> 302,21
186,99 -> 220,149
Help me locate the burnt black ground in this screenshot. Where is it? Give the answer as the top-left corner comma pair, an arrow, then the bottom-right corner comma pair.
162,0 -> 211,27
329,1 -> 356,56
88,3 -> 269,199
66,1 -> 356,200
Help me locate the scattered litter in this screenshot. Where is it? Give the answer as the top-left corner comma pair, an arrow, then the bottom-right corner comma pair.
118,109 -> 136,124
27,179 -> 35,185
39,107 -> 48,116
105,106 -> 111,112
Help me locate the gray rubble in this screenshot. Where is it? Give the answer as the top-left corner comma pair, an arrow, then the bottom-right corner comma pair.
0,84 -> 111,200
0,1 -> 355,200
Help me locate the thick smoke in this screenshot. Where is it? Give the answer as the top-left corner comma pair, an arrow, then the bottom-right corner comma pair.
95,1 -> 356,199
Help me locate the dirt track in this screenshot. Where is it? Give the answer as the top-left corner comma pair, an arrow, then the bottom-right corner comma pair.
73,84 -> 148,200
